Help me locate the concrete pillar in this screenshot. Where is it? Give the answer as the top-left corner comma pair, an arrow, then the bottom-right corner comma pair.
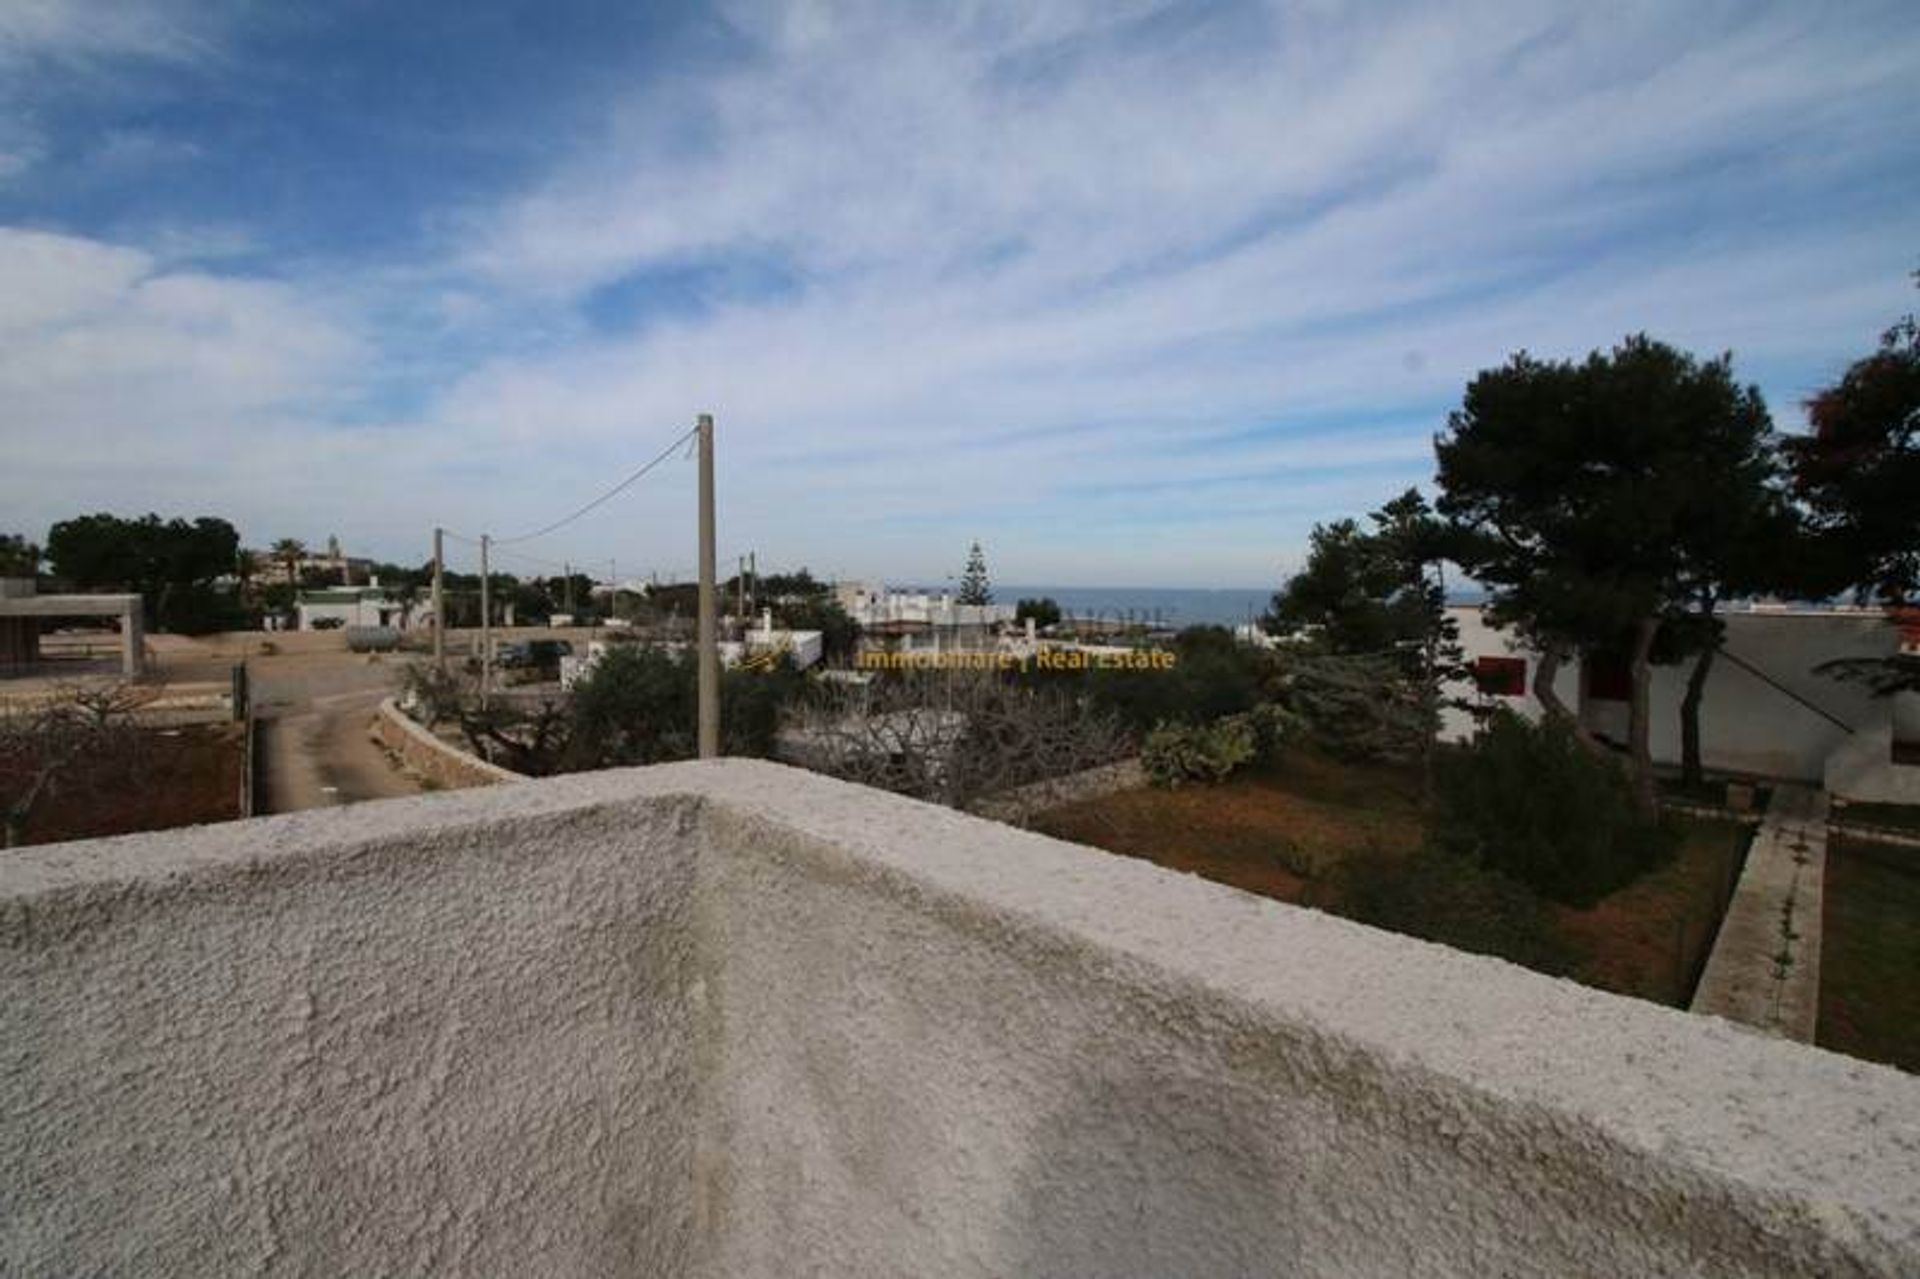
122,603 -> 144,677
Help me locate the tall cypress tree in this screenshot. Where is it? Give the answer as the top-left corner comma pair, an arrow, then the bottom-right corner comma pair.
957,542 -> 992,605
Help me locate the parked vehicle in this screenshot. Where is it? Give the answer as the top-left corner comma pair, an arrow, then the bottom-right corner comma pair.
496,639 -> 572,669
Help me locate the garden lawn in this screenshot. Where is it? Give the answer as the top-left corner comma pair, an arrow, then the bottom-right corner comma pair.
1033,754 -> 1751,1007
1819,836 -> 1920,1073
1551,816 -> 1750,1005
1030,751 -> 1424,906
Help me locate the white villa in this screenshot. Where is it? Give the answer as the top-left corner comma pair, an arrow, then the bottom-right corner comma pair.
1444,603 -> 1920,804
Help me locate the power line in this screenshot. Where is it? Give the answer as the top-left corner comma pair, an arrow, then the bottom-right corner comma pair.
492,425 -> 698,546
487,544 -> 573,574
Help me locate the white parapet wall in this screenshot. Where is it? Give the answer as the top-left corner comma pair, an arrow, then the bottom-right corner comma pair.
3,760 -> 1918,1276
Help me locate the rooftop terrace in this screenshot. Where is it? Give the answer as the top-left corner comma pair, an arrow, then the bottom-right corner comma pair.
3,760 -> 1917,1275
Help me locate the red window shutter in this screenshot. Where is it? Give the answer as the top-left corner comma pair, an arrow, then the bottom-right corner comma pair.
1474,656 -> 1527,697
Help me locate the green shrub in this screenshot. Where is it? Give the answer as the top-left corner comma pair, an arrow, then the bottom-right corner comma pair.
1333,844 -> 1572,974
1142,716 -> 1257,787
1239,701 -> 1304,764
1275,651 -> 1429,762
564,644 -> 801,769
1069,626 -> 1268,732
1433,710 -> 1676,907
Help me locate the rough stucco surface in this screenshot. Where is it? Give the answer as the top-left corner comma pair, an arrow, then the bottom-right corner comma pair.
2,784 -> 707,1276
5,760 -> 1920,1277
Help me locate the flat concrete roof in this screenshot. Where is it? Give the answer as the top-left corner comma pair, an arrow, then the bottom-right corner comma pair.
0,594 -> 140,618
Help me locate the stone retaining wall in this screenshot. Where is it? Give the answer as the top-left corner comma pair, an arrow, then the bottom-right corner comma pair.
968,756 -> 1145,823
370,697 -> 524,789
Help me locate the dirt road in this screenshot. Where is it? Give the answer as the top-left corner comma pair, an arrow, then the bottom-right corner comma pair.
256,690 -> 424,813
240,654 -> 424,814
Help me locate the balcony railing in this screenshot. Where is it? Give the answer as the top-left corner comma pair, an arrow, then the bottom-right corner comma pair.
3,759 -> 1917,1275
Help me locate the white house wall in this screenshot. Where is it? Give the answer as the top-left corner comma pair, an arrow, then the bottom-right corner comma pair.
1440,607 -> 1579,742
1448,607 -> 1899,785
1642,614 -> 1891,780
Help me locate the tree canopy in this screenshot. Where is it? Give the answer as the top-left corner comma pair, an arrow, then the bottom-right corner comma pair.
1265,487 -> 1450,659
1785,311 -> 1920,605
1436,335 -> 1782,809
0,534 -> 39,578
46,512 -> 243,633
1014,596 -> 1062,629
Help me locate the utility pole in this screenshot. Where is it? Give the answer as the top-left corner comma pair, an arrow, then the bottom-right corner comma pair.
736,555 -> 745,622
697,413 -> 719,759
564,561 -> 574,616
479,533 -> 492,707
748,550 -> 756,616
431,526 -> 445,669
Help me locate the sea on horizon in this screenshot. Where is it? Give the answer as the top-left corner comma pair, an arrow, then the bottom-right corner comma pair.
989,586 -> 1270,629
887,584 -> 1491,630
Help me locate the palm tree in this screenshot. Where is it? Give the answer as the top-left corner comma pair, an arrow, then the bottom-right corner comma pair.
270,538 -> 306,588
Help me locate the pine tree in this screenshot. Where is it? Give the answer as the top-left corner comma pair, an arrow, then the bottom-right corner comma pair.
957,542 -> 992,605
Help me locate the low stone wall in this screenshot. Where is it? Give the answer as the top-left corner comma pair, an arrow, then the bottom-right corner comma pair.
4,761 -> 1918,1275
968,756 -> 1144,823
370,697 -> 524,789
1692,784 -> 1828,1041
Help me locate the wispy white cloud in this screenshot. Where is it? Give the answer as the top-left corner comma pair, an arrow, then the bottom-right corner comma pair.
0,1 -> 1916,585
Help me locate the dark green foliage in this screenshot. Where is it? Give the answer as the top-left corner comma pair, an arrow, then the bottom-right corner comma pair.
1238,701 -> 1303,764
1142,717 -> 1256,787
773,596 -> 860,665
1140,703 -> 1300,788
564,644 -> 693,766
1785,308 -> 1920,604
1334,845 -> 1573,974
46,512 -> 244,633
0,534 -> 40,577
957,541 -> 992,605
1437,335 -> 1789,806
1439,338 -> 1781,635
1071,626 -> 1264,732
1014,597 -> 1062,629
722,656 -> 806,757
564,644 -> 799,768
1265,489 -> 1456,665
1274,652 -> 1429,763
1432,710 -> 1676,907
755,568 -> 828,600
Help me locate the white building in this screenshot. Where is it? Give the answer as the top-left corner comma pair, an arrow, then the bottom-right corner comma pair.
1443,603 -> 1920,803
295,583 -> 418,631
843,584 -> 1016,654
558,619 -> 824,691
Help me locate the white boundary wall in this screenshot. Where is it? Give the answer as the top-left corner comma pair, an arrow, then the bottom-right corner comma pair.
4,760 -> 1918,1275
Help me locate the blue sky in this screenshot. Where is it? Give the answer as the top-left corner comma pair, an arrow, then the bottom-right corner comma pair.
2,1 -> 1916,587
